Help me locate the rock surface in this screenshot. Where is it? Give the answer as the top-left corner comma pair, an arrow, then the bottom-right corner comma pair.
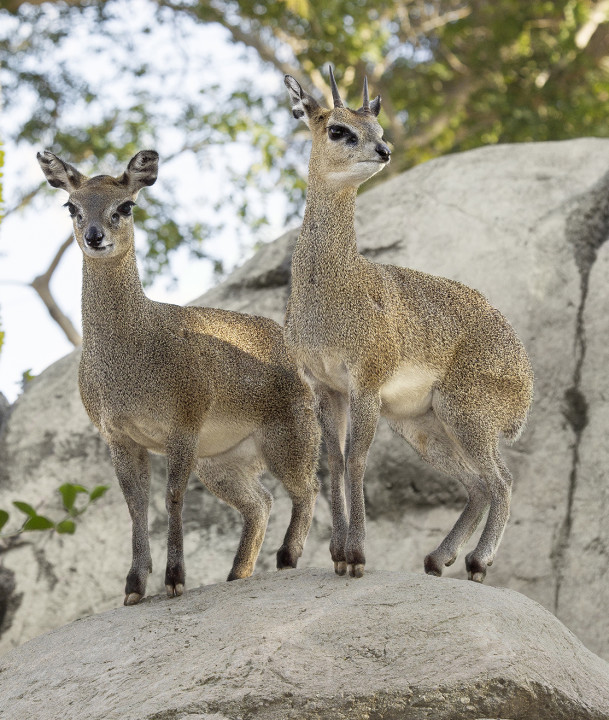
1,138 -> 609,660
0,394 -> 9,441
1,570 -> 608,720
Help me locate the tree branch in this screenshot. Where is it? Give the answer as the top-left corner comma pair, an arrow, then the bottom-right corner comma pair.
3,182 -> 45,219
156,0 -> 302,78
403,75 -> 481,153
575,0 -> 609,49
417,6 -> 472,36
30,234 -> 81,347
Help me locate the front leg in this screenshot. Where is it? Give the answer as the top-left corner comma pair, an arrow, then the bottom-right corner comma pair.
165,432 -> 198,598
314,385 -> 349,575
109,440 -> 152,606
345,390 -> 380,578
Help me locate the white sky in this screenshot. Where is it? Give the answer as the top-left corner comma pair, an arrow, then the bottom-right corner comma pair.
0,3 -> 298,403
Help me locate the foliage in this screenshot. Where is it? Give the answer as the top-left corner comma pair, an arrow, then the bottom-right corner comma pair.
20,369 -> 35,390
0,1 -> 306,286
1,0 -> 608,289
0,483 -> 110,540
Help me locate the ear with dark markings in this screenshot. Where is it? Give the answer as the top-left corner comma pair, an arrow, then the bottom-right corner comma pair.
36,150 -> 86,192
284,75 -> 322,128
369,95 -> 382,117
118,150 -> 159,194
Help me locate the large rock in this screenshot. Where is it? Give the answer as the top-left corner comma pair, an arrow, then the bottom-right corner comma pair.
0,393 -> 9,431
1,570 -> 608,720
1,138 -> 608,659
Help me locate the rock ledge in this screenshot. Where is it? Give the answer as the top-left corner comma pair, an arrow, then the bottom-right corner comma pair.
1,569 -> 608,720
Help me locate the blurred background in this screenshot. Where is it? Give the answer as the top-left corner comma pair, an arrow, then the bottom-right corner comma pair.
1,0 -> 609,403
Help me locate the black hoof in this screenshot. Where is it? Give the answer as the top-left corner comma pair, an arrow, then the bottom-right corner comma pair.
349,563 -> 365,578
465,552 -> 487,583
346,548 -> 365,568
165,562 -> 185,589
125,568 -> 147,598
276,545 -> 298,570
424,554 -> 443,577
334,561 -> 348,575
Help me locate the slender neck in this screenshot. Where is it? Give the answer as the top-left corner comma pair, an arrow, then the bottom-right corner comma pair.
298,168 -> 359,262
81,243 -> 148,338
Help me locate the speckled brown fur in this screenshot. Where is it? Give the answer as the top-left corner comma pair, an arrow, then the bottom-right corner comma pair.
284,71 -> 533,582
37,149 -> 320,605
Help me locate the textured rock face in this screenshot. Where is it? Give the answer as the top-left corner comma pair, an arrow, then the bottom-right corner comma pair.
1,570 -> 609,720
1,138 -> 608,661
0,393 -> 9,430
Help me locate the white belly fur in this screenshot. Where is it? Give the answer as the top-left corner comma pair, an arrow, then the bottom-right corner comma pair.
302,352 -> 350,394
197,415 -> 257,457
107,414 -> 257,458
380,363 -> 440,419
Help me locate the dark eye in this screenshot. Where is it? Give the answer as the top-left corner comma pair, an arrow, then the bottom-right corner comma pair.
117,201 -> 135,216
64,201 -> 77,217
328,125 -> 346,140
328,125 -> 358,146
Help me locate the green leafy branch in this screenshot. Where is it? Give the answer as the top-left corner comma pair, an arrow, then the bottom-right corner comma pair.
0,483 -> 110,539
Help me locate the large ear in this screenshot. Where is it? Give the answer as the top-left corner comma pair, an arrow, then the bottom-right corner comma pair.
118,150 -> 159,193
37,150 -> 86,192
284,75 -> 322,128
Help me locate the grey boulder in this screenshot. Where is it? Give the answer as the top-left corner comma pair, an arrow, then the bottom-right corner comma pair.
1,569 -> 608,720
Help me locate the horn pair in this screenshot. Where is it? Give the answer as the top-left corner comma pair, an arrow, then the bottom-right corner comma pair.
328,65 -> 371,112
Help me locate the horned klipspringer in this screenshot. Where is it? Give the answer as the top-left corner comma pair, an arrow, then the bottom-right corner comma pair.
283,68 -> 533,582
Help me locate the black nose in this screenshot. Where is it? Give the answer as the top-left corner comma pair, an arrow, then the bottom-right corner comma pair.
375,143 -> 391,162
84,225 -> 105,247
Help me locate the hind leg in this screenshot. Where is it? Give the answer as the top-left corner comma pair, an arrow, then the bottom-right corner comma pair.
433,394 -> 512,583
388,412 -> 490,577
274,483 -> 319,571
194,442 -> 271,581
424,475 -> 489,576
464,450 -> 512,582
274,478 -> 319,571
258,408 -> 321,571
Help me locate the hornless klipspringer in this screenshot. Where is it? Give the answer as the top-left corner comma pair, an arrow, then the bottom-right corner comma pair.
38,149 -> 320,605
283,68 -> 533,582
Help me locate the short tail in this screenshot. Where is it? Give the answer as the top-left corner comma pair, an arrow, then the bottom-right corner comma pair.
503,414 -> 528,444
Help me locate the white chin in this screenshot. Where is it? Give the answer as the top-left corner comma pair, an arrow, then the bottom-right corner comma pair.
327,163 -> 385,188
83,244 -> 115,258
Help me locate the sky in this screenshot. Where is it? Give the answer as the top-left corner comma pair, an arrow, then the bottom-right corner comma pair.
0,2 -> 296,404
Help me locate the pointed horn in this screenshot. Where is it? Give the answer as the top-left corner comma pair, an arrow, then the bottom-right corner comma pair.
362,76 -> 370,110
328,65 -> 344,108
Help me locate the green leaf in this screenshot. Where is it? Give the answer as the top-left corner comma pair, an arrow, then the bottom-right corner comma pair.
0,509 -> 9,532
55,519 -> 76,535
58,483 -> 89,511
21,369 -> 36,387
89,485 -> 110,502
13,501 -> 36,517
23,515 -> 55,531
